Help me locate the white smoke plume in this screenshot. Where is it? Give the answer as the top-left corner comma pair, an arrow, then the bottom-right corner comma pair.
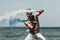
0,9 -> 34,21
0,9 -> 34,26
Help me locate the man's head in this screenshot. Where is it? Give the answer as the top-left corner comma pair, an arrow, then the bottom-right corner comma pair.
26,8 -> 32,17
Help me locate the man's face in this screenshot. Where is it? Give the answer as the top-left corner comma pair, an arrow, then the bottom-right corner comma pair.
26,12 -> 32,17
26,9 -> 32,18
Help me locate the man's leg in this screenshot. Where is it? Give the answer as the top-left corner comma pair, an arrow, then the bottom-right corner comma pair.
35,33 -> 46,40
25,33 -> 35,40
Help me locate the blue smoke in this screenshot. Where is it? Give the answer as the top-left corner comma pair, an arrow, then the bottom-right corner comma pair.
9,18 -> 27,25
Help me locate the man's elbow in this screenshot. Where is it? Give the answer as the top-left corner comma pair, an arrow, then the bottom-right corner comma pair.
38,9 -> 44,15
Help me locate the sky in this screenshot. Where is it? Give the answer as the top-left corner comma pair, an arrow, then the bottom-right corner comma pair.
0,0 -> 60,27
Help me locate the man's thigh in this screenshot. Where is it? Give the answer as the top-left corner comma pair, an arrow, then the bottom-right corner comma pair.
35,33 -> 46,40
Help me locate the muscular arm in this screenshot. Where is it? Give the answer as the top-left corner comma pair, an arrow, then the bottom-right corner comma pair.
34,9 -> 44,16
24,22 -> 33,29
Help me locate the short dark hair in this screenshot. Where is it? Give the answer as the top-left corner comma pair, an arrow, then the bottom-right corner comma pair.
26,8 -> 32,14
27,8 -> 31,10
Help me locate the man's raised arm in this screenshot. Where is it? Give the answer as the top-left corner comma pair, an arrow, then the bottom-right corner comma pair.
34,9 -> 44,16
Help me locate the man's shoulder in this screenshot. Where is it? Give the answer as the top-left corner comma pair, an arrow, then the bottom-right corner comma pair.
32,14 -> 38,17
33,14 -> 37,17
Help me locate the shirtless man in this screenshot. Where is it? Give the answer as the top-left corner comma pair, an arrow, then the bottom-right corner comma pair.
24,9 -> 46,40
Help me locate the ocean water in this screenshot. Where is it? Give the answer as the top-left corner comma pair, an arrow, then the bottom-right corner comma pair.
0,27 -> 60,40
